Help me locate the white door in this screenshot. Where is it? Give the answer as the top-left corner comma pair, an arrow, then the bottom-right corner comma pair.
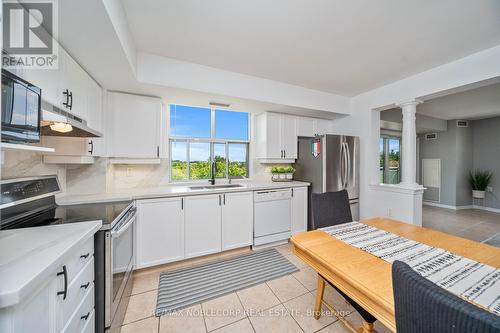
291,187 -> 308,234
108,92 -> 162,158
185,194 -> 222,258
136,198 -> 184,268
265,113 -> 283,159
221,192 -> 253,250
282,115 -> 297,159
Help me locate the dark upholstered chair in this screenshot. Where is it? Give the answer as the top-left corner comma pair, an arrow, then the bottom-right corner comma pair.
392,260 -> 500,333
311,190 -> 377,332
311,190 -> 352,229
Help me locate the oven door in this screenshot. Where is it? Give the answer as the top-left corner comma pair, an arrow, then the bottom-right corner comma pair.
105,208 -> 136,328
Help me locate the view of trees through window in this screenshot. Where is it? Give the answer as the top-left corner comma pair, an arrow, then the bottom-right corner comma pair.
380,136 -> 401,184
169,105 -> 249,181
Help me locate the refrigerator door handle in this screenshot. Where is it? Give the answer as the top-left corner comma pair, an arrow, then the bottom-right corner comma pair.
342,142 -> 348,189
345,141 -> 351,189
340,142 -> 345,188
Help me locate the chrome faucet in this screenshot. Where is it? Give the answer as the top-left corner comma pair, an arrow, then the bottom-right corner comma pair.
209,160 -> 216,185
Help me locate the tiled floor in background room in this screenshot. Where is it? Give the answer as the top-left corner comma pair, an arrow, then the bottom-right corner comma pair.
120,243 -> 392,333
422,206 -> 500,246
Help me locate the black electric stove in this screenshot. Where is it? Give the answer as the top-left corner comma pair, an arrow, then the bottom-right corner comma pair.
0,176 -> 132,230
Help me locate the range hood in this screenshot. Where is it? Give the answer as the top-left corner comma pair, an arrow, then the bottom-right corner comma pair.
40,101 -> 102,137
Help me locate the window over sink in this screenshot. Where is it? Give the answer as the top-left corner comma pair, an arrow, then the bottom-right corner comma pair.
169,104 -> 249,181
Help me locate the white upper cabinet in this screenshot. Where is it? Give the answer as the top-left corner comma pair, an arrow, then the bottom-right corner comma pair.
296,116 -> 333,137
86,78 -> 103,133
107,92 -> 163,159
22,63 -> 63,108
313,118 -> 332,136
296,117 -> 315,137
255,112 -> 297,162
282,115 -> 297,159
60,48 -> 89,121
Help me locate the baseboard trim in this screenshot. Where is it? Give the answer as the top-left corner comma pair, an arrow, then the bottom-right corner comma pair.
472,205 -> 500,214
423,201 -> 500,213
423,201 -> 459,210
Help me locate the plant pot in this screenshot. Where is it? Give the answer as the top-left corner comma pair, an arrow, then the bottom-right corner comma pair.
271,173 -> 294,182
472,190 -> 486,199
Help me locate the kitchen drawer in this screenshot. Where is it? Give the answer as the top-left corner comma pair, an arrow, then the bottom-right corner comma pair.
58,258 -> 94,328
64,236 -> 94,283
62,284 -> 95,333
81,309 -> 95,333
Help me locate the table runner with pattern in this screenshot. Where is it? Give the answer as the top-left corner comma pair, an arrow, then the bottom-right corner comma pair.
321,221 -> 500,316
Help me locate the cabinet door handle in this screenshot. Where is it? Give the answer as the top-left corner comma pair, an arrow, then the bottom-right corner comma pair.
219,195 -> 221,206
291,188 -> 294,197
88,140 -> 94,155
284,150 -> 286,158
56,265 -> 68,300
62,89 -> 70,108
68,91 -> 73,110
80,253 -> 90,259
223,194 -> 226,205
80,282 -> 90,290
157,146 -> 160,157
81,312 -> 90,321
181,198 -> 184,210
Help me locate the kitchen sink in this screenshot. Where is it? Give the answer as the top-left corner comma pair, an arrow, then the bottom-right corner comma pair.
188,184 -> 244,190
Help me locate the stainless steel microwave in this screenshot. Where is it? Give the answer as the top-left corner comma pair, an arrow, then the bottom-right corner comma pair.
1,69 -> 41,143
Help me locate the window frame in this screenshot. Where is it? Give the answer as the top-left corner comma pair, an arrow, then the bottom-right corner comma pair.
379,134 -> 402,184
168,104 -> 250,182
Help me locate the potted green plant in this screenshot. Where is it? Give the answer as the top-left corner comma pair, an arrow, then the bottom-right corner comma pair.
271,166 -> 296,182
469,169 -> 493,199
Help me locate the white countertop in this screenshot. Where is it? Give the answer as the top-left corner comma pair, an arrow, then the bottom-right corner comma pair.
0,221 -> 102,308
56,181 -> 310,205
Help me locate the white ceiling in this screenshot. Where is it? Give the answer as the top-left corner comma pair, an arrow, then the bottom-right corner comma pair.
122,0 -> 500,96
418,82 -> 500,120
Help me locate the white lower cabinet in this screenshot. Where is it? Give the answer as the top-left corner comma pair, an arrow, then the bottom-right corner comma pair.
0,236 -> 96,333
291,187 -> 308,234
136,198 -> 184,269
185,194 -> 222,258
134,187 -> 305,267
221,192 -> 253,250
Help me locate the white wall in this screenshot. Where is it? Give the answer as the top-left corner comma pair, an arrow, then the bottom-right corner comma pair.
349,45 -> 500,224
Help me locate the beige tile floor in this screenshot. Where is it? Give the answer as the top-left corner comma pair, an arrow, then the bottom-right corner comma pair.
422,206 -> 500,246
121,243 -> 392,333
121,206 -> 500,332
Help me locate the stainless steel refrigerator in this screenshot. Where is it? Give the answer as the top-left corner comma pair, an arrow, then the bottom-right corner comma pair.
294,135 -> 360,230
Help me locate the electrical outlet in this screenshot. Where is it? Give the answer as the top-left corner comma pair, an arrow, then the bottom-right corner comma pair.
487,186 -> 493,193
126,168 -> 133,177
387,208 -> 392,217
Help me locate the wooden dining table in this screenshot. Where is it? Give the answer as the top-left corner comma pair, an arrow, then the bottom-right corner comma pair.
290,217 -> 500,332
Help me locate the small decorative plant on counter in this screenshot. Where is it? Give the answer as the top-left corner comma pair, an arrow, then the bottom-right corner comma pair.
469,169 -> 493,199
271,166 -> 296,182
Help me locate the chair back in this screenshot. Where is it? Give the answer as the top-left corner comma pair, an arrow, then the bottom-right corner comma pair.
392,260 -> 500,333
311,190 -> 352,229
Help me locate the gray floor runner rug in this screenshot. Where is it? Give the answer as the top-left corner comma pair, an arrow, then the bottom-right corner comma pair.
155,248 -> 299,316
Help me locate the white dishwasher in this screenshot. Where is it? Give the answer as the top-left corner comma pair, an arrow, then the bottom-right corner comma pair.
253,189 -> 292,246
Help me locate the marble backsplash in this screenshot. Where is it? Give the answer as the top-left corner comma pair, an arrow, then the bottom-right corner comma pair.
1,150 -> 289,195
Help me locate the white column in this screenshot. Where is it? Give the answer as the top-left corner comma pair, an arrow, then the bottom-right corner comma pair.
397,99 -> 422,187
